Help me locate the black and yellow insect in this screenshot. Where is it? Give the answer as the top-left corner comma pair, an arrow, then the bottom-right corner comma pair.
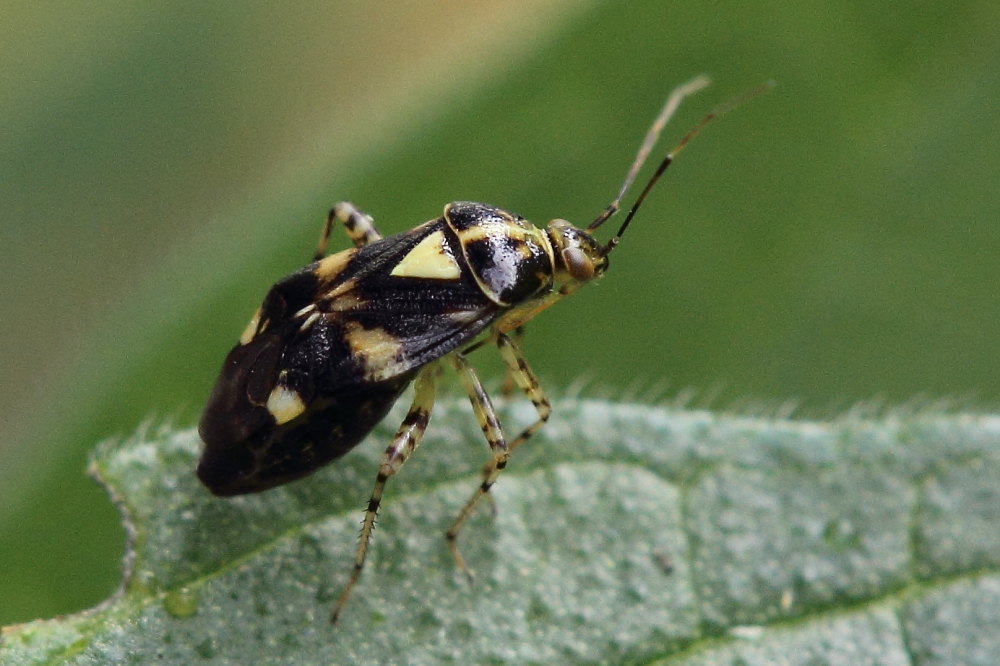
197,76 -> 769,622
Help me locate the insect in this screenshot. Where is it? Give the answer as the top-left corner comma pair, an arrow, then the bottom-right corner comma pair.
197,75 -> 770,623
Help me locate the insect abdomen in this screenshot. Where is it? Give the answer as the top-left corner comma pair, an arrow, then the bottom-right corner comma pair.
197,374 -> 413,495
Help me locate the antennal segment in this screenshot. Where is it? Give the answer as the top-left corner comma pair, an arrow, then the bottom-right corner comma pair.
588,75 -> 711,231
599,79 -> 775,256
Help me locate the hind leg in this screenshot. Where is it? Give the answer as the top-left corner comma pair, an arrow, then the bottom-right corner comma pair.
314,202 -> 383,260
330,365 -> 436,624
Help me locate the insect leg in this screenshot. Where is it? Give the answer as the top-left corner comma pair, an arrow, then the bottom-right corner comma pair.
460,327 -> 525,398
334,202 -> 383,248
330,365 -> 437,624
314,202 -> 384,261
495,330 -> 551,453
447,353 -> 508,581
499,325 -> 525,398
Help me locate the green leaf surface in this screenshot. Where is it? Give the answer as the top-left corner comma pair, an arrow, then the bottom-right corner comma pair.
3,400 -> 998,664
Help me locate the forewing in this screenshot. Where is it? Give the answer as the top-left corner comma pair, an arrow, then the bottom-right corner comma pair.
198,218 -> 502,495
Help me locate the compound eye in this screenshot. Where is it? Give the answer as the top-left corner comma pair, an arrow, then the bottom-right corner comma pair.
562,246 -> 595,282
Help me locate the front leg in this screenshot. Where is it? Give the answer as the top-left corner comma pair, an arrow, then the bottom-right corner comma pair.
495,330 -> 551,453
499,325 -> 525,398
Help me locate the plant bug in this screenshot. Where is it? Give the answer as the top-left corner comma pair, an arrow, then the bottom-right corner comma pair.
197,75 -> 771,623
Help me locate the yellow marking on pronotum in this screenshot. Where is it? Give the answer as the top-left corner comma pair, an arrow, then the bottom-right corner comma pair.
390,230 -> 461,280
266,385 -> 307,424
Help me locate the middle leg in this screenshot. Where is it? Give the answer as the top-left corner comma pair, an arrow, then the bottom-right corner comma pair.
446,352 -> 508,580
494,330 -> 551,453
444,332 -> 552,578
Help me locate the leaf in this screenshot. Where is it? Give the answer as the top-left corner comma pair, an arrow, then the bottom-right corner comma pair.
3,399 -> 999,664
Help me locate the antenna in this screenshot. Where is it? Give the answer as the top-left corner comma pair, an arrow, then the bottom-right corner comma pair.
591,78 -> 775,256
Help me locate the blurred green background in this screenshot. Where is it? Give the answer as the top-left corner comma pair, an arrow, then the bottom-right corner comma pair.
2,1 -> 998,626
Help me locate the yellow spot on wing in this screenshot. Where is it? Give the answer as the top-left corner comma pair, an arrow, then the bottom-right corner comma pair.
391,230 -> 460,280
239,308 -> 262,345
323,291 -> 366,312
344,322 -> 410,381
266,385 -> 307,424
315,247 -> 356,281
